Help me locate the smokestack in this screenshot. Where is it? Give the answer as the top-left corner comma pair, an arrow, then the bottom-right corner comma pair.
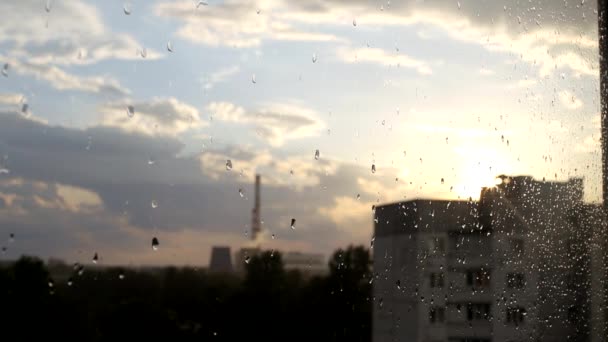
251,174 -> 261,241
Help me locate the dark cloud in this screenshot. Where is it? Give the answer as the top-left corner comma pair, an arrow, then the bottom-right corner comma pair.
0,111 -> 384,264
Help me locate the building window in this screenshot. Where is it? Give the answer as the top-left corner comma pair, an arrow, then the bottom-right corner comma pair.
509,238 -> 524,256
467,303 -> 491,321
429,307 -> 446,323
466,269 -> 491,288
506,273 -> 525,289
506,307 -> 526,325
430,272 -> 445,288
428,237 -> 446,255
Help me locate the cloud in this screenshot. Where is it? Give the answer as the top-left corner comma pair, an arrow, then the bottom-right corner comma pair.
201,65 -> 241,90
0,93 -> 25,106
100,97 -> 207,136
198,145 -> 338,190
335,46 -> 432,75
155,0 -> 340,48
317,196 -> 371,239
559,90 -> 583,110
0,1 -> 161,66
155,0 -> 598,77
5,58 -> 130,96
478,68 -> 495,76
208,101 -> 325,146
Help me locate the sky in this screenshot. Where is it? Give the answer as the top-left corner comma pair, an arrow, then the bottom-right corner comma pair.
0,0 -> 601,266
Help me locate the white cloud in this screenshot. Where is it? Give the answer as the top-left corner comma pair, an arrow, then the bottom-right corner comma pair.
100,97 -> 207,136
0,93 -> 25,106
335,46 -> 432,75
1,1 -> 161,65
155,0 -> 340,48
198,146 -> 338,190
478,68 -> 495,76
201,65 -> 240,90
559,90 -> 583,110
208,101 -> 325,147
5,58 -> 130,96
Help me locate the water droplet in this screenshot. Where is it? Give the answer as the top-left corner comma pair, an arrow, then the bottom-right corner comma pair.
167,41 -> 174,52
45,0 -> 53,13
123,3 -> 131,15
290,218 -> 296,230
152,237 -> 159,251
271,234 -> 276,239
21,103 -> 29,114
92,252 -> 98,264
441,178 -> 445,184
244,256 -> 250,264
140,48 -> 147,58
1,63 -> 8,77
8,233 -> 14,243
353,18 -> 357,26
126,105 -> 135,118
369,277 -> 374,284
256,9 -> 261,14
48,280 -> 54,288
238,188 -> 244,197
371,205 -> 376,214
370,236 -> 375,248
371,164 -> 376,174
396,280 -> 401,289
147,157 -> 155,165
67,278 -> 73,286
356,194 -> 361,200
251,74 -> 257,84
312,53 -> 318,63
197,0 -> 208,8
118,273 -> 125,280
225,159 -> 233,171
1,246 -> 6,254
457,1 -> 461,10
314,149 -> 320,160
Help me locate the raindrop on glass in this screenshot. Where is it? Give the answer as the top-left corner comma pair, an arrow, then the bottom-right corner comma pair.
8,233 -> 14,243
167,41 -> 174,52
314,149 -> 320,160
396,280 -> 401,290
45,0 -> 53,13
126,105 -> 135,118
21,103 -> 29,114
271,233 -> 276,239
196,0 -> 208,8
48,280 -> 54,288
225,159 -> 233,171
356,194 -> 361,200
251,74 -> 257,84
372,205 -> 376,214
1,246 -> 6,254
67,278 -> 73,286
353,19 -> 357,26
256,9 -> 261,14
92,252 -> 98,264
312,53 -> 318,63
151,200 -> 158,209
370,236 -> 375,248
140,48 -> 147,58
147,157 -> 155,165
441,178 -> 445,184
371,164 -> 376,174
457,1 -> 461,10
244,256 -> 250,264
238,188 -> 244,198
123,3 -> 131,15
290,218 -> 296,230
1,63 -> 8,77
152,237 -> 159,251
118,273 -> 125,280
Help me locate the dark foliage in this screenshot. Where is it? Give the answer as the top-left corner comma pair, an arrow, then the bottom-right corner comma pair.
0,246 -> 371,342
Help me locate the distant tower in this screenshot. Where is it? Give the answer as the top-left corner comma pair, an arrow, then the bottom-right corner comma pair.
251,174 -> 261,241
